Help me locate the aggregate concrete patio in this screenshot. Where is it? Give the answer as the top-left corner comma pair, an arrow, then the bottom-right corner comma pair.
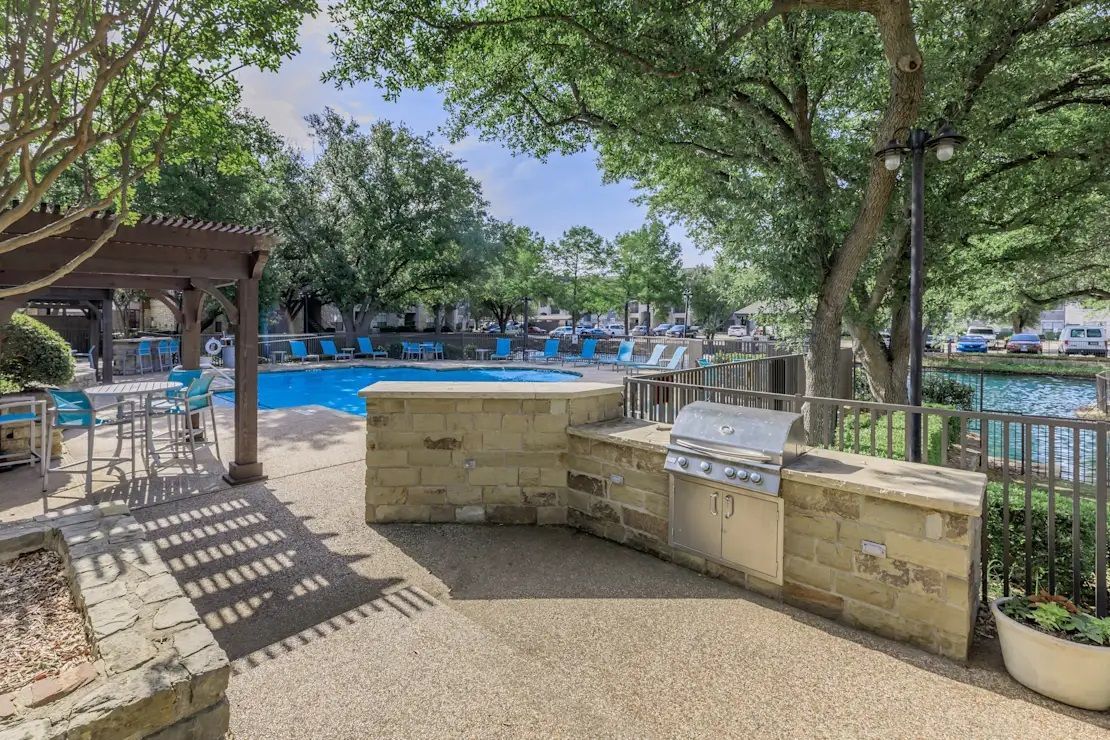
2,379 -> 1109,737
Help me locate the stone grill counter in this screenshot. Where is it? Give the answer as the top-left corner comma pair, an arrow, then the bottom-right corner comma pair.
361,382 -> 985,661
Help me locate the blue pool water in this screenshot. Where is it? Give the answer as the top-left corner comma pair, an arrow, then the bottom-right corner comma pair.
217,366 -> 581,415
939,371 -> 1096,418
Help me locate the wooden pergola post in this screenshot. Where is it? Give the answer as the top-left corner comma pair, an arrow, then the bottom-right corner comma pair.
100,298 -> 114,383
225,277 -> 263,485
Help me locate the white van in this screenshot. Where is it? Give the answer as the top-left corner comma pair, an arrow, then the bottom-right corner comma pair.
1059,324 -> 1107,356
966,326 -> 997,348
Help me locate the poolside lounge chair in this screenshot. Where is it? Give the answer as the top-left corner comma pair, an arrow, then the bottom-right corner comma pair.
289,340 -> 320,363
490,337 -> 512,360
697,357 -> 712,367
320,339 -> 353,361
633,346 -> 686,373
538,338 -> 560,363
620,343 -> 664,372
599,339 -> 635,369
49,389 -> 136,494
355,337 -> 388,359
565,338 -> 599,366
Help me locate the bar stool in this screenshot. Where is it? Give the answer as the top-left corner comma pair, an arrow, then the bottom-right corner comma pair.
0,396 -> 50,491
135,340 -> 154,374
157,339 -> 174,370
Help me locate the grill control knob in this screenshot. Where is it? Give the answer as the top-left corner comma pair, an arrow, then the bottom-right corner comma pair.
723,467 -> 737,479
676,456 -> 688,469
699,461 -> 712,473
736,470 -> 749,481
750,472 -> 763,484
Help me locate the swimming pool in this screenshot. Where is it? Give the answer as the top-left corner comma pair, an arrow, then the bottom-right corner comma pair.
216,366 -> 582,415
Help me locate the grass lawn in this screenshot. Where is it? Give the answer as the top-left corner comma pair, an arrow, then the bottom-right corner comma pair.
924,353 -> 1107,378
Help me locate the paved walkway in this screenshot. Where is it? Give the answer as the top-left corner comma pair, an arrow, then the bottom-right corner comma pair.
3,383 -> 1108,736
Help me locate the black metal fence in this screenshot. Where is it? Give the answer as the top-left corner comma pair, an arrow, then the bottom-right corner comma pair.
625,354 -> 1110,616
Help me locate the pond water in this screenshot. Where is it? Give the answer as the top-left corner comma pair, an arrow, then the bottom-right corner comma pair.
937,370 -> 1096,419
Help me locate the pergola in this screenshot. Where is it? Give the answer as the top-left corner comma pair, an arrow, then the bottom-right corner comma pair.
0,203 -> 274,485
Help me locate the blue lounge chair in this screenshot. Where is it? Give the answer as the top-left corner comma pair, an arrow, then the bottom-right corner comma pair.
633,346 -> 687,373
566,338 -> 599,366
490,337 -> 512,360
49,389 -> 136,494
599,339 -> 635,369
538,338 -> 560,363
289,340 -> 319,362
621,343 -> 664,372
355,337 -> 388,359
697,357 -> 712,367
320,339 -> 353,360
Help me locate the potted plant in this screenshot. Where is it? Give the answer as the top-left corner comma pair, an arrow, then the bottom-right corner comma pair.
992,592 -> 1110,710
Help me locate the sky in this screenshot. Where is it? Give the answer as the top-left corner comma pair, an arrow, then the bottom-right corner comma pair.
235,16 -> 709,266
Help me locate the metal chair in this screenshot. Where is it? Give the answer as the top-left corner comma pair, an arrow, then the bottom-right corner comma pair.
135,340 -> 154,374
163,373 -> 220,468
48,390 -> 136,494
0,396 -> 50,491
157,339 -> 174,370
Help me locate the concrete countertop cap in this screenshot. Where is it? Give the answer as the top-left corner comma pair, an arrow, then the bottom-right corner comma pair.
568,418 -> 673,453
357,381 -> 623,400
568,420 -> 986,517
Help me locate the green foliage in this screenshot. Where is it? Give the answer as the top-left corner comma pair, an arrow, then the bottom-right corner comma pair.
546,226 -> 612,325
1000,596 -> 1110,646
921,375 -> 974,410
686,264 -> 736,340
836,406 -> 956,467
925,355 -> 1107,378
0,313 -> 75,390
273,109 -> 489,338
470,222 -> 552,330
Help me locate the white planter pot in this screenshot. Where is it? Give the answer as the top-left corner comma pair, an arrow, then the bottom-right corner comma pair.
992,597 -> 1110,710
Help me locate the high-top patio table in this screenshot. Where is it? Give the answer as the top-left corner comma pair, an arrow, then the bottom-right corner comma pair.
85,380 -> 183,464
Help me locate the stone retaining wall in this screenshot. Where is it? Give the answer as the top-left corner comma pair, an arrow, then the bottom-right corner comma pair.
0,503 -> 229,739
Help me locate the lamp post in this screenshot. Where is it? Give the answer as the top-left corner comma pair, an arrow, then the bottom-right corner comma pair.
521,295 -> 530,359
874,122 -> 965,462
683,289 -> 692,337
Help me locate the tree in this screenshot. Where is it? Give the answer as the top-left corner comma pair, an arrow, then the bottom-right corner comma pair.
282,109 -> 490,343
0,0 -> 310,299
470,222 -> 550,333
328,0 -> 1106,435
610,220 -> 681,332
547,226 -> 611,327
686,264 -> 736,343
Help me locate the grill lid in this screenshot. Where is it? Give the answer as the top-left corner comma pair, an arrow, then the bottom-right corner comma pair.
668,402 -> 806,466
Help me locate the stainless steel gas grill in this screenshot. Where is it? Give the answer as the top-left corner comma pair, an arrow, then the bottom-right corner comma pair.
664,402 -> 807,584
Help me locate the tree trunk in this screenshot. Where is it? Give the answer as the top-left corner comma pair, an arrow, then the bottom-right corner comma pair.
340,307 -> 358,345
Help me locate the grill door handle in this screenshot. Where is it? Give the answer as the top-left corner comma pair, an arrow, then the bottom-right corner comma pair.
724,495 -> 734,519
710,492 -> 718,515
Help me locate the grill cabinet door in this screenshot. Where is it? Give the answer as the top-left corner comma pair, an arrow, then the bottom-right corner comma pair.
670,479 -> 722,560
721,490 -> 784,584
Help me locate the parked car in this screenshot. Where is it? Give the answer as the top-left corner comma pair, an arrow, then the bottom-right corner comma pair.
630,325 -> 649,336
549,326 -> 575,338
665,324 -> 689,337
651,323 -> 672,336
578,327 -> 609,338
484,324 -> 502,333
599,323 -> 627,336
528,325 -> 547,334
726,325 -> 747,338
1059,324 -> 1107,357
956,335 -> 989,353
687,325 -> 702,337
1006,333 -> 1043,354
966,326 -> 997,347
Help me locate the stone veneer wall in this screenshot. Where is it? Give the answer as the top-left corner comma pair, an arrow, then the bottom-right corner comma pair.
363,383 -> 624,525
362,383 -> 985,661
566,424 -> 983,660
0,503 -> 230,739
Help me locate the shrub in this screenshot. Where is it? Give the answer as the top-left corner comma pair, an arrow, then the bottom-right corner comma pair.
0,313 -> 75,391
922,373 -> 975,409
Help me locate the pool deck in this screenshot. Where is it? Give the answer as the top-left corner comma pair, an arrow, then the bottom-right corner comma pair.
2,387 -> 1109,736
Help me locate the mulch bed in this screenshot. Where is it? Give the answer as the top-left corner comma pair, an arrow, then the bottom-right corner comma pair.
0,550 -> 92,695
